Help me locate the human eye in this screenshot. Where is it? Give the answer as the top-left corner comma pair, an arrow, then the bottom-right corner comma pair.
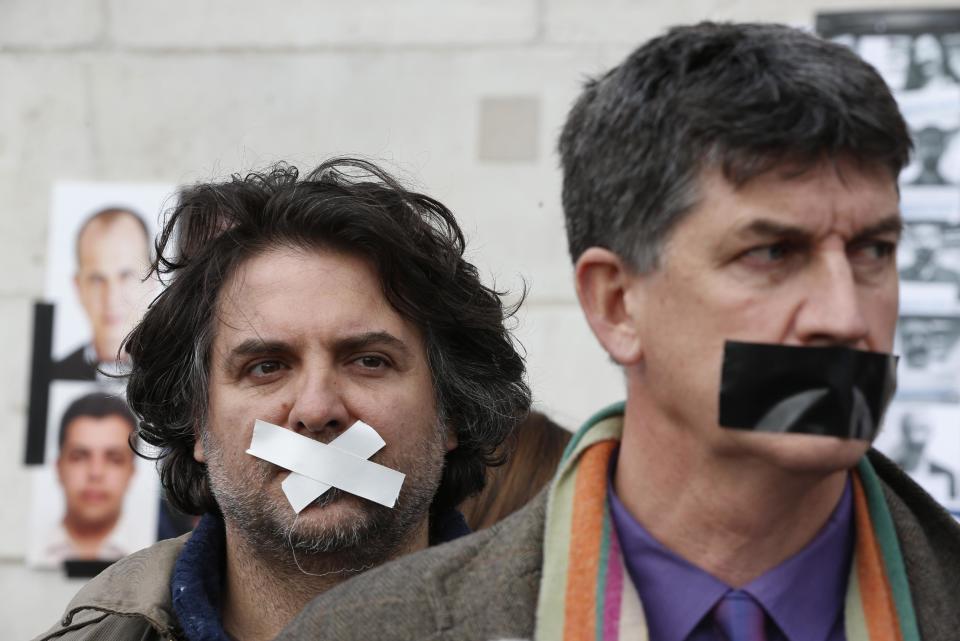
738,241 -> 798,267
849,238 -> 898,270
352,354 -> 391,372
852,239 -> 897,260
247,360 -> 287,380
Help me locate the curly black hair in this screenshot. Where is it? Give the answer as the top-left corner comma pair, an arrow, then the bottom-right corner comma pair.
124,157 -> 531,517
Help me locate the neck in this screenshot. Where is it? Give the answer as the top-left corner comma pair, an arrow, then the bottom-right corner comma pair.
614,398 -> 849,588
62,514 -> 118,557
221,519 -> 429,641
92,337 -> 130,364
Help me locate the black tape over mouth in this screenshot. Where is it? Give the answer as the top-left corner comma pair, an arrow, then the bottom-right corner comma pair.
718,341 -> 898,441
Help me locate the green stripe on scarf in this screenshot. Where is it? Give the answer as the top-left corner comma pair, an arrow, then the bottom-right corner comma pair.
857,458 -> 922,641
559,401 -> 626,465
595,511 -> 612,641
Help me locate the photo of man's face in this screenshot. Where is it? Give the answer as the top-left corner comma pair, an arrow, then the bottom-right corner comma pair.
26,185 -> 171,572
57,415 -> 135,531
73,210 -> 152,364
53,393 -> 137,560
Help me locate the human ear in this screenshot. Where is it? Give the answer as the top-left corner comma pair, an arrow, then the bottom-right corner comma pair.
444,426 -> 458,453
574,247 -> 644,366
192,430 -> 206,464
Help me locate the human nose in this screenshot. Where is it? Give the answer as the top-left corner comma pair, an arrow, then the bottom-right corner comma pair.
793,252 -> 870,348
103,277 -> 121,314
286,366 -> 352,440
86,457 -> 106,481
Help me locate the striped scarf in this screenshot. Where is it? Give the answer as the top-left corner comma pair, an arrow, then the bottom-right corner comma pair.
534,403 -> 921,641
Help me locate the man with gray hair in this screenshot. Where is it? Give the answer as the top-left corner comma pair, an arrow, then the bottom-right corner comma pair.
278,22 -> 960,641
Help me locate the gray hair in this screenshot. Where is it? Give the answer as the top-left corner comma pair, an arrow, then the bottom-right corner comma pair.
559,22 -> 911,272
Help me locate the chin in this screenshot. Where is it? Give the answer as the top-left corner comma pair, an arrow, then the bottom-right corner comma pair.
749,432 -> 872,475
298,493 -> 368,525
74,512 -> 119,529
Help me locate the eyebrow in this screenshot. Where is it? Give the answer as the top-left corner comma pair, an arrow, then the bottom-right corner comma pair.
222,331 -> 413,370
736,214 -> 904,244
223,338 -> 290,369
63,445 -> 91,454
333,331 -> 413,359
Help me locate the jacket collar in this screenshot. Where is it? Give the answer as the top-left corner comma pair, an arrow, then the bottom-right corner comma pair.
58,534 -> 189,636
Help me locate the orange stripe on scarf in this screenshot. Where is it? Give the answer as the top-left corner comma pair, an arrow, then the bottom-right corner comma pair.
563,440 -> 617,641
852,474 -> 903,641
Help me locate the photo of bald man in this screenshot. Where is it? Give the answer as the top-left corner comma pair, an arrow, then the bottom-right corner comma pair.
53,207 -> 154,380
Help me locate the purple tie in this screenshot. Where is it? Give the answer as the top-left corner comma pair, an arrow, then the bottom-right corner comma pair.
712,589 -> 769,641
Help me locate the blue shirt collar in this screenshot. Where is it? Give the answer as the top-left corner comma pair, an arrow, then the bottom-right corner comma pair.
170,509 -> 470,641
171,513 -> 229,641
743,479 -> 853,641
608,464 -> 853,641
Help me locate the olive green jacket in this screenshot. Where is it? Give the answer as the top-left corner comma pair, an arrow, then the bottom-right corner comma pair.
275,450 -> 960,641
32,535 -> 188,641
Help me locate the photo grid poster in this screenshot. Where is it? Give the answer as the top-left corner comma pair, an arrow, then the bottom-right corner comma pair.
24,182 -> 180,571
819,10 -> 960,516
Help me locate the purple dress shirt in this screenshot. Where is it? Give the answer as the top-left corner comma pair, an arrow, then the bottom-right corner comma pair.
607,466 -> 853,641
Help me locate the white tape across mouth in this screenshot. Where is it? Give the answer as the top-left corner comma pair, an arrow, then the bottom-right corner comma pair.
245,419 -> 406,512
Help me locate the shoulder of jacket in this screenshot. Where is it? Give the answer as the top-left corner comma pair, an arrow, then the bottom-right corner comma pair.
276,491 -> 548,641
868,448 -> 960,640
372,487 -> 546,602
31,607 -> 177,641
34,534 -> 191,641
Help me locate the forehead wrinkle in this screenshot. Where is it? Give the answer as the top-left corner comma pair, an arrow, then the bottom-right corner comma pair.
211,246 -> 423,365
850,214 -> 904,241
211,258 -> 273,361
669,164 -> 900,275
735,218 -> 814,241
740,184 -> 896,241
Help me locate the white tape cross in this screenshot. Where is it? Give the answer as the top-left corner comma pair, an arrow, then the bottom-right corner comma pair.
246,419 -> 405,510
282,420 -> 387,512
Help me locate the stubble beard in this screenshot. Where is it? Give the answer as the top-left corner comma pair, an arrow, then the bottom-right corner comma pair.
202,424 -> 447,574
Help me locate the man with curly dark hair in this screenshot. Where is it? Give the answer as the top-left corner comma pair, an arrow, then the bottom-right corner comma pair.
35,158 -> 530,641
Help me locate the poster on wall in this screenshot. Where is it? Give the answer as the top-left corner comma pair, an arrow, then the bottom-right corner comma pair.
44,182 -> 170,382
874,401 -> 960,514
26,382 -> 159,569
23,182 -> 192,574
818,10 -> 960,517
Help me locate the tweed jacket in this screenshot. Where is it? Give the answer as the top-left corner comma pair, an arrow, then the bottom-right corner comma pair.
275,450 -> 960,641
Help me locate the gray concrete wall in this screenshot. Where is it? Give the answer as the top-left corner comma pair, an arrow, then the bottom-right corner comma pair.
2,0 -> 950,636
